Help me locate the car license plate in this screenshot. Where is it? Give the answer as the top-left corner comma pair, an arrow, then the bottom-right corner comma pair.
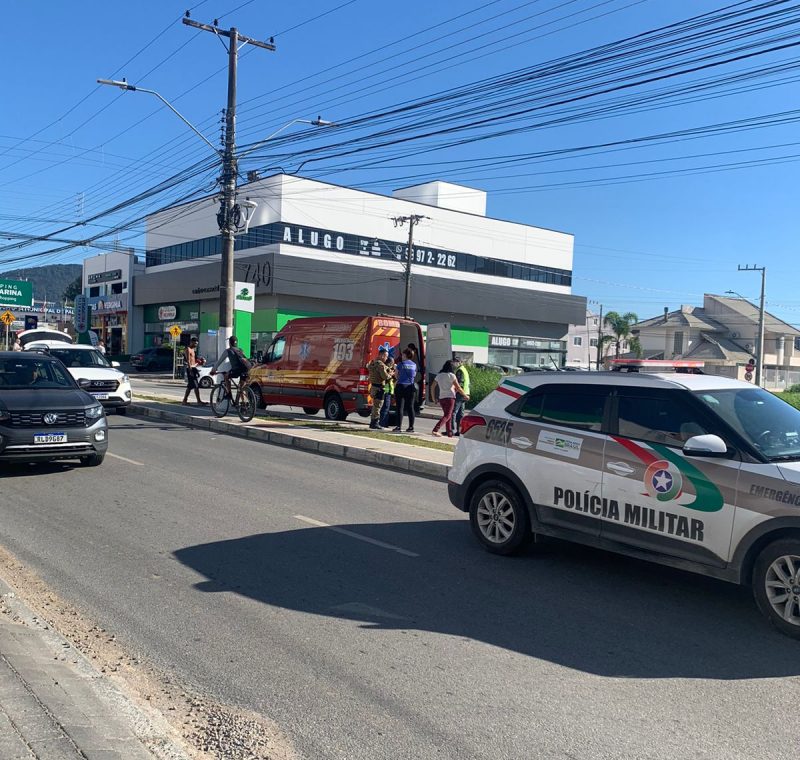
34,433 -> 67,444
91,393 -> 109,400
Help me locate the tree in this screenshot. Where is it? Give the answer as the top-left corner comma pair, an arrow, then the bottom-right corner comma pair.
603,311 -> 639,358
62,275 -> 82,303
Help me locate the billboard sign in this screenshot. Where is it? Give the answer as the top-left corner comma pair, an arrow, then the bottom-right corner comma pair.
0,278 -> 33,308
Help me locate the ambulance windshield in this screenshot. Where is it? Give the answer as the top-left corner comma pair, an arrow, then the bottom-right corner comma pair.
694,387 -> 800,461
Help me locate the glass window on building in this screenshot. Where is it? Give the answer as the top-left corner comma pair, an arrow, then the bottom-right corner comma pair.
573,336 -> 582,346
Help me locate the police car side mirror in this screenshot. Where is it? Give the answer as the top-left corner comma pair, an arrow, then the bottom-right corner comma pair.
683,434 -> 729,458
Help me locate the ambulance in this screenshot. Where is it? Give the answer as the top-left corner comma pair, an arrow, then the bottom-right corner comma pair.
448,360 -> 800,638
249,315 -> 426,420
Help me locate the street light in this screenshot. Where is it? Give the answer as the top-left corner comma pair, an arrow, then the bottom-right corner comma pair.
97,75 -> 334,356
238,116 -> 337,159
97,79 -> 221,157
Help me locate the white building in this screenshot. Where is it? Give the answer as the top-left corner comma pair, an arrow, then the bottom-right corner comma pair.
134,174 -> 586,364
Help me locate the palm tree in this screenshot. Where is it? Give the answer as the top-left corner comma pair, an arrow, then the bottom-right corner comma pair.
603,311 -> 639,358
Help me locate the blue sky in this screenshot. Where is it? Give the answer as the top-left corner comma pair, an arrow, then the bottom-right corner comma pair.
1,0 -> 798,325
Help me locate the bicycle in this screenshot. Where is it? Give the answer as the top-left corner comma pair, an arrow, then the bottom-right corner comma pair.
209,372 -> 257,422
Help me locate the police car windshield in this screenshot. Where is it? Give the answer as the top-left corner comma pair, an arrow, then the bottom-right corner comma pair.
694,387 -> 800,461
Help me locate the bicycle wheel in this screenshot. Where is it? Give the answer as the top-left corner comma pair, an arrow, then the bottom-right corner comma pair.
237,385 -> 257,423
210,385 -> 231,417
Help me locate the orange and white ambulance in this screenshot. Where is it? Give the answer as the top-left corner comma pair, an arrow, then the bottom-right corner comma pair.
248,315 -> 426,420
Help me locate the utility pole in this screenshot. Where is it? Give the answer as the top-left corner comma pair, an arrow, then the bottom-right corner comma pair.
737,265 -> 766,387
596,304 -> 604,371
183,15 -> 275,353
391,214 -> 428,318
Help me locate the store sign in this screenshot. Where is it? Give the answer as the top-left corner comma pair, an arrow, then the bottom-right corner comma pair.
0,278 -> 33,308
490,335 -> 518,348
87,269 -> 122,284
158,305 -> 177,320
89,294 -> 127,314
74,295 -> 89,333
234,281 -> 255,313
191,284 -> 220,295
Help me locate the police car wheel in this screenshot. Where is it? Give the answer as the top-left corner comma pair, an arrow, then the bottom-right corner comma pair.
753,539 -> 800,639
469,480 -> 531,555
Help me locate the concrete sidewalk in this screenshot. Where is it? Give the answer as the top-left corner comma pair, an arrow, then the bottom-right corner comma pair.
128,401 -> 453,481
0,578 -> 188,760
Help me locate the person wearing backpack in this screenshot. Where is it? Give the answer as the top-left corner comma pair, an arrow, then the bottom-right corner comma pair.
211,335 -> 252,398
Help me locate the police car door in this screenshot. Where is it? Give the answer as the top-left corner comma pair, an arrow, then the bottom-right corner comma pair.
505,382 -> 612,538
601,387 -> 739,567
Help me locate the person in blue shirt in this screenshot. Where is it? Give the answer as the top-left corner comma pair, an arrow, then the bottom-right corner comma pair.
392,348 -> 418,433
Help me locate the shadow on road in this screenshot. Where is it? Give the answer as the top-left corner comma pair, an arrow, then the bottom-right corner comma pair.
174,519 -> 800,680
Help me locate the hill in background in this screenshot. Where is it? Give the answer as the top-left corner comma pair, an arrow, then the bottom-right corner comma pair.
0,264 -> 81,303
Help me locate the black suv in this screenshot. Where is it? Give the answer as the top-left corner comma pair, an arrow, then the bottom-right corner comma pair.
0,352 -> 108,467
130,346 -> 174,372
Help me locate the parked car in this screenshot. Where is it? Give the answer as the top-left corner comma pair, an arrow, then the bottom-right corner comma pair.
25,343 -> 132,414
16,327 -> 74,348
474,363 -> 507,374
196,361 -> 221,389
130,346 -> 174,372
448,362 -> 800,638
499,365 -> 525,375
249,315 -> 426,420
0,351 -> 108,467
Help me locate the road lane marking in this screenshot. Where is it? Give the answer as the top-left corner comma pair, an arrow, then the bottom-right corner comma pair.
294,515 -> 419,557
106,452 -> 145,466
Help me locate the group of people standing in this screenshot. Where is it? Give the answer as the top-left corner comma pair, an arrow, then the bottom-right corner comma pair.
366,344 -> 471,437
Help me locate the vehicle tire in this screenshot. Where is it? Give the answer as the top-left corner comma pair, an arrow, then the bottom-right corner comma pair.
356,409 -> 371,418
199,376 -> 213,389
80,453 -> 105,467
324,393 -> 347,421
116,407 -> 127,416
210,385 -> 231,418
237,386 -> 257,423
468,479 -> 532,556
752,538 -> 800,639
303,407 -> 319,416
250,384 -> 267,409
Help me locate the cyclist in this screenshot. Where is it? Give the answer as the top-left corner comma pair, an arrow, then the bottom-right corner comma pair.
210,336 -> 252,399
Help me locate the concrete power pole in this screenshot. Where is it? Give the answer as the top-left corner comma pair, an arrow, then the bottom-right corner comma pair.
737,264 -> 767,387
391,214 -> 428,319
183,15 -> 275,353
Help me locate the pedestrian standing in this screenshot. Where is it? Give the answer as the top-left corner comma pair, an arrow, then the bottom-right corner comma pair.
452,356 -> 471,436
367,346 -> 390,430
12,334 -> 22,351
393,348 -> 418,433
182,337 -> 208,406
431,360 -> 468,437
97,340 -> 106,355
379,356 -> 396,429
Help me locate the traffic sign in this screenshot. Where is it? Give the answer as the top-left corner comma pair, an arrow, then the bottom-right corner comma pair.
745,371 -> 754,382
169,325 -> 182,339
0,310 -> 15,326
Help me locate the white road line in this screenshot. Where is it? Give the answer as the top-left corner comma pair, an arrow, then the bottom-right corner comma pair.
106,452 -> 145,466
294,515 -> 419,557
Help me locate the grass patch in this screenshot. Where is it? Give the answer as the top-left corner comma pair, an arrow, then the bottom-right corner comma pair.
777,392 -> 800,410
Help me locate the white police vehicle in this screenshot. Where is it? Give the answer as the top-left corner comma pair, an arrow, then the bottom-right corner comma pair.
448,360 -> 800,638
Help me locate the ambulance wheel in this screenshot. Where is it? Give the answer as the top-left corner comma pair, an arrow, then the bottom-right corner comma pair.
251,384 -> 267,409
303,407 -> 319,416
753,539 -> 800,639
469,479 -> 531,556
324,393 -> 347,421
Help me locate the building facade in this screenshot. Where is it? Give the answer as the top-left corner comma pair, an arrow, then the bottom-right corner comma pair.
134,174 -> 586,363
82,250 -> 144,355
633,294 -> 800,389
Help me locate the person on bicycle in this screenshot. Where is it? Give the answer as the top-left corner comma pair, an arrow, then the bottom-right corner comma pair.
211,336 -> 252,397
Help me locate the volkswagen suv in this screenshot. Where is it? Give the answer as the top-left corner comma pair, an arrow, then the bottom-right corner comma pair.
0,352 -> 108,467
448,362 -> 800,638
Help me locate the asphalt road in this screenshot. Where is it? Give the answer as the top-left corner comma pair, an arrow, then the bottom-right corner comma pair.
1,416 -> 799,759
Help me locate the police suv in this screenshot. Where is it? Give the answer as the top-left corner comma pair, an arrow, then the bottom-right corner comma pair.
448,361 -> 800,638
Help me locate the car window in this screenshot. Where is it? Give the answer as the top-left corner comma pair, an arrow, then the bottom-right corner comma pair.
694,387 -> 800,461
158,347 -> 173,357
0,359 -> 74,389
265,337 -> 286,363
509,384 -> 608,431
49,349 -> 110,368
617,392 -> 708,447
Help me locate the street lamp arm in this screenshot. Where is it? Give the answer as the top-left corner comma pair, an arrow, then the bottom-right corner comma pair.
96,79 -> 221,158
238,117 -> 336,159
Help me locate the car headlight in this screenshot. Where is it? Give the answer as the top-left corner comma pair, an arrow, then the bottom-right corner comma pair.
85,404 -> 104,419
122,374 -> 130,383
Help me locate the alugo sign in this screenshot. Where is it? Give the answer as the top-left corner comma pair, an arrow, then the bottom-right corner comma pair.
0,278 -> 33,308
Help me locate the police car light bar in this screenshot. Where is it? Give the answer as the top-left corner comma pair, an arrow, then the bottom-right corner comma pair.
608,359 -> 705,373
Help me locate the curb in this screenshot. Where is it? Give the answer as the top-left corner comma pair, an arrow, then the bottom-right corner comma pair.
127,404 -> 450,482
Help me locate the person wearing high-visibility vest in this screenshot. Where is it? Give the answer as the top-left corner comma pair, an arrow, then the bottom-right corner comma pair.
453,356 -> 470,436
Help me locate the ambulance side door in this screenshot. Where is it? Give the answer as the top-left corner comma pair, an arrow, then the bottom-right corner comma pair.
600,387 -> 739,567
505,383 -> 613,538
